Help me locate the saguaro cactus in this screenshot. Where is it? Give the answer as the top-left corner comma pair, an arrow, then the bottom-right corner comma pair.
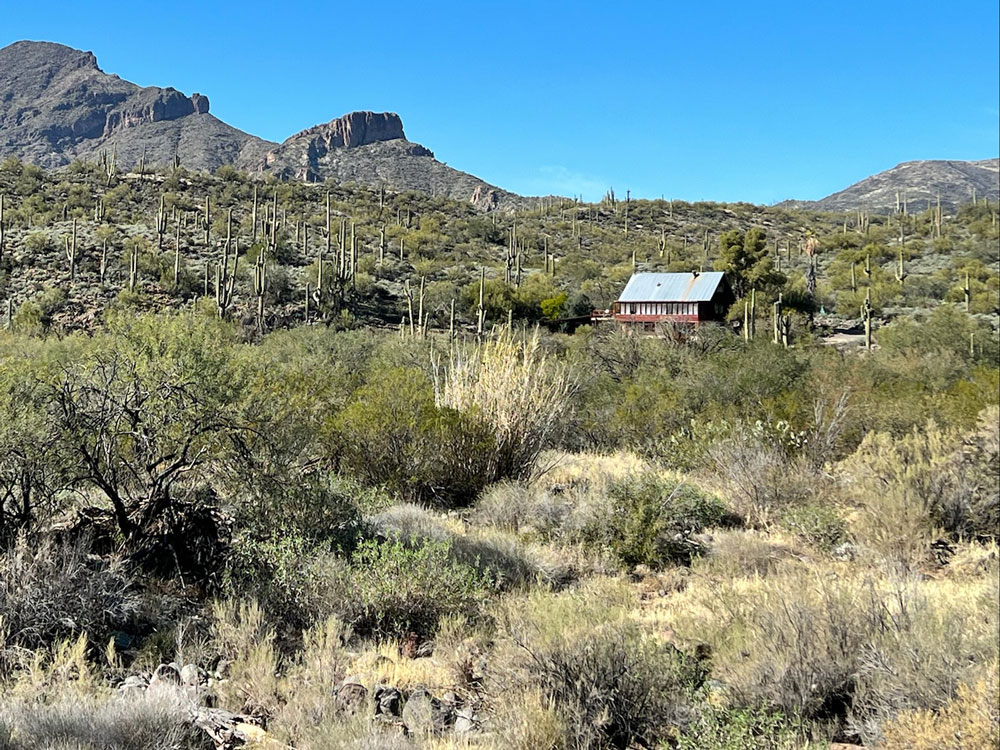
64,220 -> 77,282
251,185 -> 259,243
772,293 -> 791,347
253,251 -> 268,332
156,195 -> 166,249
215,240 -> 239,318
861,289 -> 874,350
202,196 -> 211,247
963,271 -> 971,311
476,267 -> 486,338
173,215 -> 181,286
128,240 -> 139,292
894,248 -> 907,286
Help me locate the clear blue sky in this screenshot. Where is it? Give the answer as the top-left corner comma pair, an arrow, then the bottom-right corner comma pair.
3,0 -> 998,203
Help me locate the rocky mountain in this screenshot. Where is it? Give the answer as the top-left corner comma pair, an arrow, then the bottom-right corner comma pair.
0,40 -> 521,210
254,112 -> 518,210
783,158 -> 999,213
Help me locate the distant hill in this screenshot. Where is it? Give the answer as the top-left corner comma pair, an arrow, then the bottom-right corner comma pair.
0,40 -> 521,210
782,159 -> 999,213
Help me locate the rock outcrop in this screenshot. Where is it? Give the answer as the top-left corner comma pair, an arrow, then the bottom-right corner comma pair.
0,40 -> 272,172
288,111 -> 406,150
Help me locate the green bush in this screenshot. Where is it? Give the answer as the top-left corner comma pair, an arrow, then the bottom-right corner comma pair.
779,501 -> 846,551
677,704 -> 811,750
585,476 -> 727,569
334,538 -> 492,640
223,532 -> 342,635
333,367 -> 496,507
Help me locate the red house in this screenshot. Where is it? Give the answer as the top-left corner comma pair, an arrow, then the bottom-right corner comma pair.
613,272 -> 732,330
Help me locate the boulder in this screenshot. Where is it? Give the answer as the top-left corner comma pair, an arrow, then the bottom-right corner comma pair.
374,685 -> 404,718
117,674 -> 148,696
337,678 -> 368,715
150,662 -> 182,686
401,688 -> 453,734
454,705 -> 479,734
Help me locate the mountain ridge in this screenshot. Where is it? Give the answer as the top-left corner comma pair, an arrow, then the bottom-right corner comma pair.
0,40 -> 521,210
781,158 -> 999,213
2,41 -> 996,213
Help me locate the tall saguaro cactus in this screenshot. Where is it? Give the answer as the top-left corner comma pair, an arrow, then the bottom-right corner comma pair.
253,251 -> 268,332
894,248 -> 907,286
861,289 -> 874,350
476,267 -> 486,339
64,219 -> 78,282
202,196 -> 211,247
155,195 -> 166,249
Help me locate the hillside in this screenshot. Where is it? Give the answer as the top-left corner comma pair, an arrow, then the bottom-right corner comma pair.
0,40 -> 522,209
0,158 -> 996,336
784,158 -> 999,213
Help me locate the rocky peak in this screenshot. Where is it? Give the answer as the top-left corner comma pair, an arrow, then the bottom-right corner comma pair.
286,111 -> 406,150
104,88 -> 211,136
0,40 -> 98,73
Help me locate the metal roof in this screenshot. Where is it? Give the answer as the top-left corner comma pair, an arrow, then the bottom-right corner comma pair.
617,272 -> 725,303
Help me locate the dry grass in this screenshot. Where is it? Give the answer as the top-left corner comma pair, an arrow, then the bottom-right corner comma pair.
0,690 -> 199,750
690,529 -> 809,579
370,503 -> 573,589
652,558 -> 998,739
434,326 -> 576,483
0,537 -> 138,657
535,450 -> 655,489
877,678 -> 1000,750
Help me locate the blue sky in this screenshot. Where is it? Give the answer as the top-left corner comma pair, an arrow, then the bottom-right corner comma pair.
2,0 -> 998,203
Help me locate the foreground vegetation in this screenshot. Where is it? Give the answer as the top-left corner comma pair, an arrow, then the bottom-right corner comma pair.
0,297 -> 997,748
0,159 -> 997,749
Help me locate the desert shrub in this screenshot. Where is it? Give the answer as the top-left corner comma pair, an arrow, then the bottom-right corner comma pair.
705,424 -> 815,528
0,537 -> 139,655
847,577 -> 999,744
0,692 -> 199,750
692,530 -> 799,579
676,703 -> 810,750
487,686 -> 569,750
224,532 -> 344,634
491,581 -> 703,750
334,367 -> 497,507
210,601 -> 351,729
236,474 -> 372,545
332,538 -> 492,640
472,480 -> 541,532
779,501 -> 846,550
841,409 -> 999,568
473,479 -> 581,542
371,503 -> 566,589
582,475 -> 726,569
666,564 -> 998,737
210,599 -> 282,717
876,678 -> 999,750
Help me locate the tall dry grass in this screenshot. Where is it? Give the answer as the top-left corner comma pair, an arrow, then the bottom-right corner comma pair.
434,326 -> 576,483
